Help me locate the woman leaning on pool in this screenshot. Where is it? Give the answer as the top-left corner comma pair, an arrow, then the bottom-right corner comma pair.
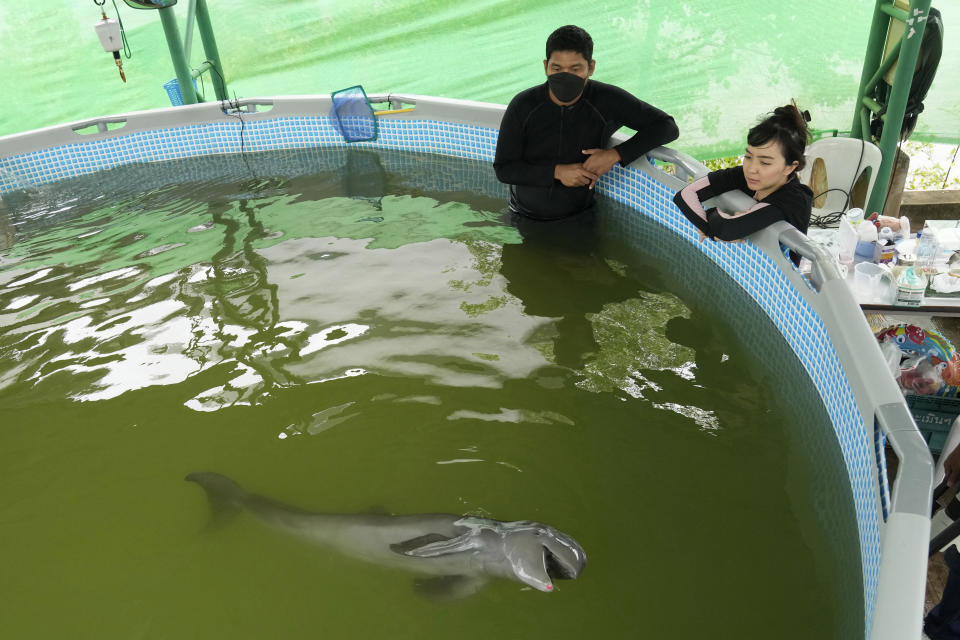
673,102 -> 813,265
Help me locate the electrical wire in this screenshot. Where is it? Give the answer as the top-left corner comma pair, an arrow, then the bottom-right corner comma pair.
111,0 -> 132,59
809,136 -> 867,228
223,96 -> 246,157
206,61 -> 255,177
223,102 -> 255,179
205,61 -> 228,105
809,189 -> 855,228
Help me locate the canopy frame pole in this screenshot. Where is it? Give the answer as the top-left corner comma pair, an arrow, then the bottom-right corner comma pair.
850,0 -> 932,214
157,0 -> 228,105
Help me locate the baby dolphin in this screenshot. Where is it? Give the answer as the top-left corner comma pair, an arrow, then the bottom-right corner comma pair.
186,472 -> 586,598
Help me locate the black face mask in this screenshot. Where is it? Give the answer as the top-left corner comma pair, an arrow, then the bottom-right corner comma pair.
547,72 -> 586,103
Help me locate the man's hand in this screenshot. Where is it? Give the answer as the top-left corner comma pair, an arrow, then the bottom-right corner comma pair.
581,148 -> 621,187
944,445 -> 960,486
555,163 -> 599,188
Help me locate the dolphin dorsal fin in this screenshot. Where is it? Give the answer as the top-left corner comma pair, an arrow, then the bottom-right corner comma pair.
391,531 -> 480,557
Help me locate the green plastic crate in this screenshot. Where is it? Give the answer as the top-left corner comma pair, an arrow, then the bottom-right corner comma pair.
905,394 -> 960,455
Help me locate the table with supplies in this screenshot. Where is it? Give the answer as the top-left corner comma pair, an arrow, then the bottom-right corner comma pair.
808,221 -> 960,317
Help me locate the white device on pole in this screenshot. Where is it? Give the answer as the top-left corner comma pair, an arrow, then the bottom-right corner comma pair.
94,15 -> 126,82
95,17 -> 123,53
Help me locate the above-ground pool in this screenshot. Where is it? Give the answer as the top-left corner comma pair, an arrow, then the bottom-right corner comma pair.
0,95 -> 933,639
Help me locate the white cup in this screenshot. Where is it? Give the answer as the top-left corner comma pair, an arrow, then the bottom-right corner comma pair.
853,262 -> 895,303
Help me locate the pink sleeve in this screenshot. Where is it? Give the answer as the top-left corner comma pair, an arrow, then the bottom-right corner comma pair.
678,176 -> 711,222
714,201 -> 769,219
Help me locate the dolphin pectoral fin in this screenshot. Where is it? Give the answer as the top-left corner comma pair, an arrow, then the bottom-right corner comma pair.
391,532 -> 479,557
413,575 -> 488,601
390,533 -> 455,555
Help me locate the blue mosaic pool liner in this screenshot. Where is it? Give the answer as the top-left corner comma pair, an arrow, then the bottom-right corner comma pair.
602,161 -> 881,640
874,426 -> 890,521
0,114 -> 883,636
0,117 -> 496,193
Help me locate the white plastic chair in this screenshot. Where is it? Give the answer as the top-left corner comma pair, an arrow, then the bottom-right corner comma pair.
799,137 -> 883,219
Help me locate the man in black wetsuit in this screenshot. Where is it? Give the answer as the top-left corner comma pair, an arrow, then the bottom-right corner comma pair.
493,25 -> 679,220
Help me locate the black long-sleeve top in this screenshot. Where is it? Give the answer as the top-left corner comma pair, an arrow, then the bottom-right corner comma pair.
672,167 -> 813,264
493,80 -> 679,220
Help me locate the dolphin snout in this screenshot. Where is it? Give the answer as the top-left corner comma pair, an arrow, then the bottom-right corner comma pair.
504,525 -> 586,592
542,530 -> 587,581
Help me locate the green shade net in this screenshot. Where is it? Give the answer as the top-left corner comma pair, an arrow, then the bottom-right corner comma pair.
0,0 -> 956,159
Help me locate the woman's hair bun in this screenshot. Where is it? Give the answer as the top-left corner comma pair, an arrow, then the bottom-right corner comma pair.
772,101 -> 811,143
747,99 -> 811,171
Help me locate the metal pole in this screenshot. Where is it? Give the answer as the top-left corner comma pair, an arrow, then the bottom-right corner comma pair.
191,61 -> 214,79
158,6 -> 198,105
195,0 -> 228,101
863,38 -> 902,98
184,0 -> 197,62
851,0 -> 894,139
866,0 -> 932,214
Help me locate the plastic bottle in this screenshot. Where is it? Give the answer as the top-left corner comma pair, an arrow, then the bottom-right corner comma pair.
895,266 -> 927,306
899,216 -> 911,240
916,225 -> 940,273
855,221 -> 878,258
837,216 -> 857,265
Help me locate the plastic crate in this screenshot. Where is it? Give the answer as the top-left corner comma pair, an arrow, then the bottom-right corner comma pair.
905,394 -> 960,454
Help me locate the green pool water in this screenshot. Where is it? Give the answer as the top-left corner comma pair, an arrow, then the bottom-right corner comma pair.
0,149 -> 861,639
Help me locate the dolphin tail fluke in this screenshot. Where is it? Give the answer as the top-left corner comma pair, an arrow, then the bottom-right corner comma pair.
185,471 -> 247,529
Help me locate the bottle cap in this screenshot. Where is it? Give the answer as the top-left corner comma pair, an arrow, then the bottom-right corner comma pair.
846,208 -> 864,224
